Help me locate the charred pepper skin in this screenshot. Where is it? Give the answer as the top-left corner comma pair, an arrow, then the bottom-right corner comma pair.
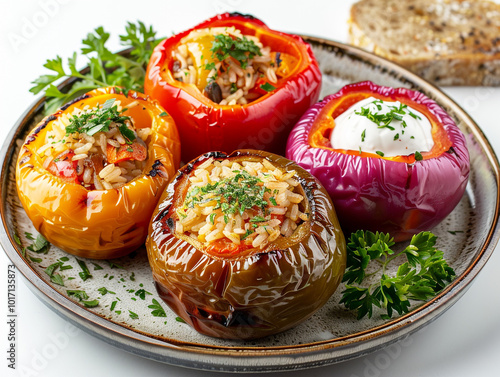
286,81 -> 470,242
146,149 -> 346,340
16,87 -> 181,259
145,13 -> 322,163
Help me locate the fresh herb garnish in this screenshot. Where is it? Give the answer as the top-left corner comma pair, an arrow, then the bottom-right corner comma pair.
76,259 -> 93,281
45,262 -> 64,286
64,98 -> 135,142
376,151 -> 385,157
27,233 -> 50,254
135,289 -> 152,300
207,34 -> 262,69
355,102 -> 415,131
175,316 -> 186,323
361,129 -> 366,142
183,169 -> 268,216
83,300 -> 99,308
30,22 -> 160,115
24,232 -> 35,241
340,230 -> 455,319
110,301 -> 118,311
107,261 -> 125,269
414,151 -> 423,161
148,299 -> 167,317
269,197 -> 277,206
260,82 -> 276,92
98,287 -> 115,295
92,262 -> 103,270
67,290 -> 89,301
129,310 -> 139,319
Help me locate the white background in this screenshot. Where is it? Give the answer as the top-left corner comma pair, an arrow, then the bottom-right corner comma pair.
1,0 -> 500,376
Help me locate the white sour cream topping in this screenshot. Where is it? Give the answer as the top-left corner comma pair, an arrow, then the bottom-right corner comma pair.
330,97 -> 434,157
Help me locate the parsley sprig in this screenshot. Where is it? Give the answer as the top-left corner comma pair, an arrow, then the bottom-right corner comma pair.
206,34 -> 262,70
182,169 -> 269,217
30,21 -> 160,115
340,231 -> 455,319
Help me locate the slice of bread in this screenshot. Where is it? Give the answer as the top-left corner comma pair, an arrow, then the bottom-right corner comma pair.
349,0 -> 500,86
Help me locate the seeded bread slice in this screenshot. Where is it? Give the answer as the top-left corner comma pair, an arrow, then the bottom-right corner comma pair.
349,0 -> 500,86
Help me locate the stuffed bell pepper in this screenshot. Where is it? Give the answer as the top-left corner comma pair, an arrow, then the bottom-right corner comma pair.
16,87 -> 181,259
146,150 -> 346,339
145,13 -> 322,162
286,81 -> 470,241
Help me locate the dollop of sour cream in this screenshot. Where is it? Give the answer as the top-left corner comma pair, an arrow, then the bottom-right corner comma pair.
330,97 -> 434,157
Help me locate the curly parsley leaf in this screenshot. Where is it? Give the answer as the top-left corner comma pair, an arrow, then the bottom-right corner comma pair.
31,21 -> 160,115
340,231 -> 456,320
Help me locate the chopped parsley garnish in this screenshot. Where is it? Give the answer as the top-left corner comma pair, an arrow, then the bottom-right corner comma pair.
376,151 -> 385,157
76,259 -> 92,281
175,317 -> 186,323
67,290 -> 89,301
250,216 -> 266,223
241,229 -> 254,240
83,300 -> 99,308
183,169 -> 268,217
355,101 -> 417,131
27,233 -> 50,254
415,151 -> 423,161
206,34 -> 262,70
269,197 -> 277,206
393,133 -> 399,141
65,98 -> 135,142
24,232 -> 35,241
92,262 -> 103,270
260,82 -> 276,92
13,233 -> 22,246
45,262 -> 64,286
107,261 -> 125,269
148,299 -> 167,317
110,301 -> 118,311
98,287 -> 115,295
29,256 -> 42,263
135,289 -> 152,300
361,129 -> 366,142
129,310 -> 139,319
66,290 -> 98,308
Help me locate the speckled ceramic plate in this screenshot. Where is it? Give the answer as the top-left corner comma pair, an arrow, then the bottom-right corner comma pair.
1,37 -> 500,372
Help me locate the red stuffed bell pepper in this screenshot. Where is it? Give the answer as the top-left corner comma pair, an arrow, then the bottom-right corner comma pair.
286,81 -> 470,241
145,13 -> 322,163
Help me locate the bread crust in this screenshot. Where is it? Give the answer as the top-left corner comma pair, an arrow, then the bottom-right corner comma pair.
349,0 -> 500,86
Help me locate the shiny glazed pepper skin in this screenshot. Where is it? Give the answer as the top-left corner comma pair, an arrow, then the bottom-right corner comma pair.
16,87 -> 181,259
144,13 -> 322,163
146,150 -> 346,340
286,81 -> 470,242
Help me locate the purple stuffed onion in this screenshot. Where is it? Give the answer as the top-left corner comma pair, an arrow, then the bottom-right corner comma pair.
286,81 -> 470,241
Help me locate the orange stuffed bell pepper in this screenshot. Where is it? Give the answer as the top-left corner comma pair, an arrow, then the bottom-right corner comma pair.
145,13 -> 322,163
16,87 -> 180,259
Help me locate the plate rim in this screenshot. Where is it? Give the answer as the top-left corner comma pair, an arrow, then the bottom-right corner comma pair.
1,36 -> 500,371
